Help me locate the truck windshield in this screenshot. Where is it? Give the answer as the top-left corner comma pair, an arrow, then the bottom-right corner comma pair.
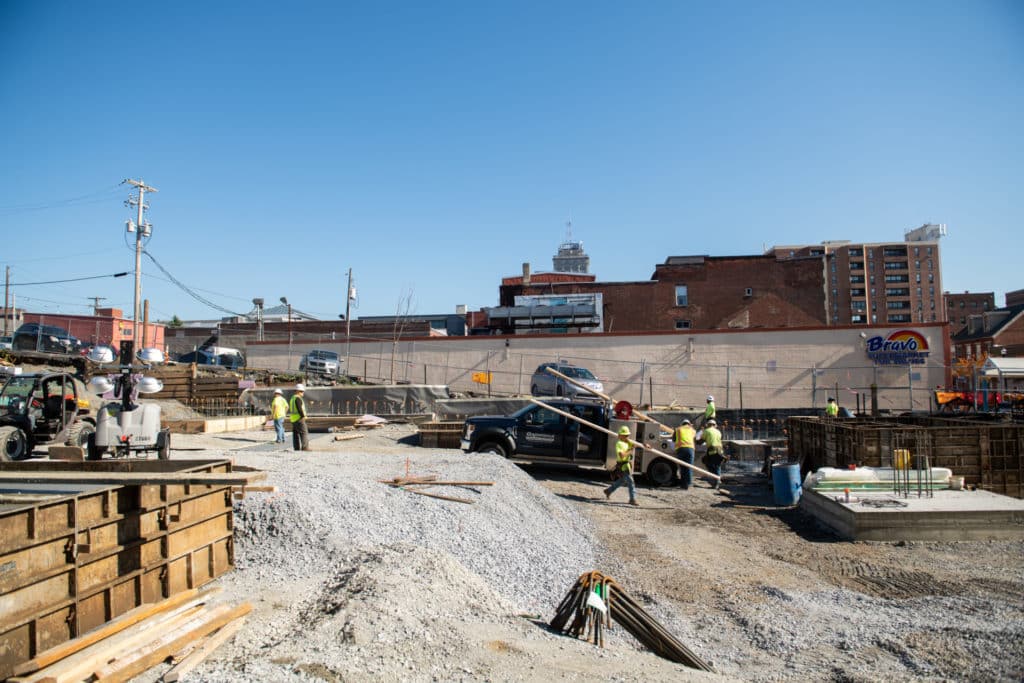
0,377 -> 35,410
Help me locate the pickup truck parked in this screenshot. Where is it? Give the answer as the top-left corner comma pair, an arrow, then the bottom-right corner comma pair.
460,397 -> 680,485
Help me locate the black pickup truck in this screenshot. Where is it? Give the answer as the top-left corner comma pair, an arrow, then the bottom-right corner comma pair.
460,397 -> 679,484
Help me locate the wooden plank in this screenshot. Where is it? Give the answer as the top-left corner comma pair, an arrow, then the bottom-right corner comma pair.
90,602 -> 252,683
0,472 -> 265,486
10,589 -> 217,677
161,615 -> 247,682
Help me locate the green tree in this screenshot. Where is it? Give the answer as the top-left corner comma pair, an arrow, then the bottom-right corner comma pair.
168,315 -> 183,328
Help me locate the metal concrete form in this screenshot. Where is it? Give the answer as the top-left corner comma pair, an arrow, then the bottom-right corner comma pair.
800,488 -> 1024,541
0,459 -> 235,680
788,416 -> 1023,498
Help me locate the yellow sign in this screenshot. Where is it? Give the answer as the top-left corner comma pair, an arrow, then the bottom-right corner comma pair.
471,371 -> 492,384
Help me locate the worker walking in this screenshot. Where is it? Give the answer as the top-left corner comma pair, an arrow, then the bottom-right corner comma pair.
700,419 -> 726,490
603,425 -> 639,506
289,383 -> 310,451
825,397 -> 839,418
270,388 -> 289,444
699,394 -> 716,428
673,418 -> 697,489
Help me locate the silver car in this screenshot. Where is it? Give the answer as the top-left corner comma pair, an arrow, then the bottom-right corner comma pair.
530,362 -> 604,397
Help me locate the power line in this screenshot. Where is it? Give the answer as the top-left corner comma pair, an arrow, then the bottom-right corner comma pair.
142,250 -> 245,317
9,272 -> 129,286
0,184 -> 123,215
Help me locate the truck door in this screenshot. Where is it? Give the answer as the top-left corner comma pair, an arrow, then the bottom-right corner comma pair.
517,406 -> 568,458
570,403 -> 606,462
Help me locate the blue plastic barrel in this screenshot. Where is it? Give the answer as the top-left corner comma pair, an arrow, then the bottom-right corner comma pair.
772,463 -> 802,506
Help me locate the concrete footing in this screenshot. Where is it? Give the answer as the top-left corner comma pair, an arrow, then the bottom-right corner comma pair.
800,487 -> 1024,541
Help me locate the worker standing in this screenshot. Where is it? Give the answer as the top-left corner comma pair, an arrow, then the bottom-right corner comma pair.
699,394 -> 716,428
289,383 -> 310,451
603,425 -> 639,506
700,419 -> 726,490
825,397 -> 839,418
270,388 -> 289,444
673,418 -> 697,489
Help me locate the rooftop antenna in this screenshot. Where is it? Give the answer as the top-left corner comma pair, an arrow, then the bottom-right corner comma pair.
564,215 -> 573,244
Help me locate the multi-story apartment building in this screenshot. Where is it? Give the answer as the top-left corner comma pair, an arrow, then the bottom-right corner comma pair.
769,224 -> 945,327
944,291 -> 995,336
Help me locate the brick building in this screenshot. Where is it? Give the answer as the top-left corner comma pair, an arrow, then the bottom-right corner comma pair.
951,305 -> 1024,361
769,229 -> 944,327
495,254 -> 828,333
944,291 -> 994,336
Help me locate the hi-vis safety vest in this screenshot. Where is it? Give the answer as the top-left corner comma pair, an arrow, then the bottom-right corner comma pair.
271,396 -> 288,420
826,402 -> 839,417
674,424 -> 696,449
703,427 -> 723,454
704,401 -> 716,419
288,394 -> 306,423
615,439 -> 634,473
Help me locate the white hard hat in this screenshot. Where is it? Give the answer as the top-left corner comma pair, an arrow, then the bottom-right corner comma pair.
706,395 -> 714,402
273,388 -> 283,394
295,383 -> 306,392
707,419 -> 717,427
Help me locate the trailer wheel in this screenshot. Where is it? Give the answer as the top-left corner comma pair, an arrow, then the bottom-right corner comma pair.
0,426 -> 29,461
157,430 -> 171,460
86,432 -> 105,460
647,458 -> 676,487
477,441 -> 507,457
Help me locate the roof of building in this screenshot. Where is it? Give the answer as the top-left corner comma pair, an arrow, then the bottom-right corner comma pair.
951,305 -> 1024,342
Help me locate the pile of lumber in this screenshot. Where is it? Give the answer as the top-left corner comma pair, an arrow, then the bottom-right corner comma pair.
550,571 -> 713,671
9,588 -> 248,683
379,474 -> 494,504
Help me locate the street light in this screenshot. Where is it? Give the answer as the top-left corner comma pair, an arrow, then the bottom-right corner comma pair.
252,298 -> 264,342
280,297 -> 292,345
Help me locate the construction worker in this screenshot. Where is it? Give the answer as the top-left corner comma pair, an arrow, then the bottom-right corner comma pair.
700,419 -> 726,490
289,383 -> 310,451
673,418 -> 697,489
700,394 -> 716,428
825,397 -> 839,418
270,388 -> 289,444
603,425 -> 639,506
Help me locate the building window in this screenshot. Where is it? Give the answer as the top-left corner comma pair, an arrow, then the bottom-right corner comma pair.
832,288 -> 838,296
915,273 -> 921,283
931,313 -> 937,321
886,288 -> 909,296
744,287 -> 753,297
872,314 -> 877,323
916,287 -> 922,297
928,273 -> 933,283
831,274 -> 837,284
927,246 -> 933,255
915,260 -> 920,269
930,301 -> 935,309
851,314 -> 865,323
850,275 -> 865,284
675,285 -> 688,307
887,301 -> 910,309
884,274 -> 909,283
888,314 -> 911,323
883,247 -> 907,257
914,247 -> 920,257
852,300 -> 866,310
831,261 -> 837,272
850,288 -> 865,297
675,319 -> 691,330
850,261 -> 864,270
927,259 -> 933,269
884,261 -> 908,270
984,301 -> 990,310
960,301 -> 965,308
868,249 -> 874,259
848,248 -> 863,257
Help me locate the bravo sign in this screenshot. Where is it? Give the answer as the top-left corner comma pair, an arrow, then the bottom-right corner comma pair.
865,329 -> 930,365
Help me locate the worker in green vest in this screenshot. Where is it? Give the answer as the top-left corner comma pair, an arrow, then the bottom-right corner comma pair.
603,425 -> 639,506
700,394 -> 716,428
673,418 -> 697,489
289,383 -> 310,451
700,419 -> 726,490
825,397 -> 839,418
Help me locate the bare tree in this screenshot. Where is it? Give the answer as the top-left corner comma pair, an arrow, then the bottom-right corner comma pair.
390,288 -> 415,383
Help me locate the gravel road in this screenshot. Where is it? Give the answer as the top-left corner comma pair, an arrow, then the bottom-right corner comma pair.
141,424 -> 1022,682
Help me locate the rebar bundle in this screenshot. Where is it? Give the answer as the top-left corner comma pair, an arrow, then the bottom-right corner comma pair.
549,571 -> 714,671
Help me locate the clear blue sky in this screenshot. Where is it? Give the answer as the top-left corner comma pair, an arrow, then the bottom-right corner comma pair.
1,1 -> 1021,324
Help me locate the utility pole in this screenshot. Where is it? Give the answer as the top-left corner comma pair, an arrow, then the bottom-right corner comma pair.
2,264 -> 9,335
88,296 -> 107,315
345,268 -> 353,372
124,178 -> 157,346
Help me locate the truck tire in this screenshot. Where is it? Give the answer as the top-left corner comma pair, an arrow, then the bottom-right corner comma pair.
86,432 -> 105,460
476,441 -> 507,457
0,426 -> 29,461
647,458 -> 676,487
66,421 -> 95,449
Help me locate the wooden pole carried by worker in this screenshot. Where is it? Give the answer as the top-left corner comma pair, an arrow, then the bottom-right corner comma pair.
544,366 -> 680,435
528,397 -> 720,481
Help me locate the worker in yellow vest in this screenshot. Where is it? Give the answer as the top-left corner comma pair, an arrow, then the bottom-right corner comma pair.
603,425 -> 639,506
270,388 -> 289,444
289,383 -> 310,451
699,395 -> 716,428
825,397 -> 839,418
673,418 -> 696,489
700,419 -> 726,490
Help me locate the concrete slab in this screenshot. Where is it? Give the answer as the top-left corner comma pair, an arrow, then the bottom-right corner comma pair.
800,487 -> 1024,542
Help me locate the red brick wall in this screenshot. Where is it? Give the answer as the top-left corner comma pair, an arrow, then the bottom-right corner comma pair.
500,255 -> 828,332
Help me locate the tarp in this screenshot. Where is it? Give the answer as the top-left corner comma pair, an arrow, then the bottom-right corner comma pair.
241,385 -> 452,416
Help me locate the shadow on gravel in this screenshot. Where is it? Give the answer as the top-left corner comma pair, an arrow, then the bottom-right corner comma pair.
711,471 -> 842,543
395,433 -> 419,446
